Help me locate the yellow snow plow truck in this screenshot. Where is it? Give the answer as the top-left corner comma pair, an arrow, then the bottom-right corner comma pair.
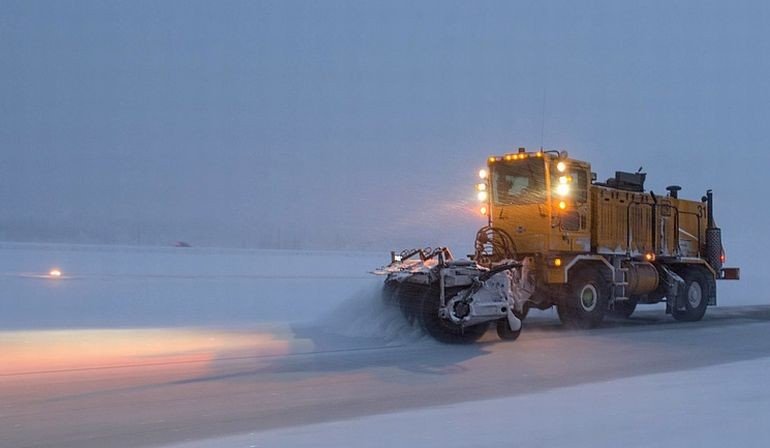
375,148 -> 739,343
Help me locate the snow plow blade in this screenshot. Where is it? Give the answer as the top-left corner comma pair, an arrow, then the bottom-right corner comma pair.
373,247 -> 526,343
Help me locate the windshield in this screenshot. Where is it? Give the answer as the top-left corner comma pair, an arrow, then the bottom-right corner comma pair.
491,159 -> 547,205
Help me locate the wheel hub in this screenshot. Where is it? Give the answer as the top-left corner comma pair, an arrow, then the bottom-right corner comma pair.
687,282 -> 702,308
580,284 -> 598,312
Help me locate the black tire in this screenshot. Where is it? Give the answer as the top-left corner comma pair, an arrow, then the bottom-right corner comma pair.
672,268 -> 710,322
496,318 -> 521,341
419,287 -> 488,343
558,269 -> 608,329
611,298 -> 637,319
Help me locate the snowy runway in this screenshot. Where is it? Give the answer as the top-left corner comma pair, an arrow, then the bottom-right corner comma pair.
0,243 -> 766,448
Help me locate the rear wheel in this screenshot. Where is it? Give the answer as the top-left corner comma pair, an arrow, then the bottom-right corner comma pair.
419,287 -> 488,343
672,268 -> 710,322
558,270 -> 608,329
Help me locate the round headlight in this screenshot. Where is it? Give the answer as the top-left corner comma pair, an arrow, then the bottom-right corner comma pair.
479,169 -> 488,179
556,161 -> 567,173
556,184 -> 570,196
477,191 -> 488,202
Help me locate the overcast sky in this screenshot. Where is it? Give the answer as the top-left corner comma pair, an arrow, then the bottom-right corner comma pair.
1,1 -> 767,265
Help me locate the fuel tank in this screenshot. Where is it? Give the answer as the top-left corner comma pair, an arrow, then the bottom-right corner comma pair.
625,261 -> 659,295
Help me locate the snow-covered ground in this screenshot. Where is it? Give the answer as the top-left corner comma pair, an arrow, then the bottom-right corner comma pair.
0,242 -> 384,329
165,355 -> 770,448
0,241 -> 755,331
0,242 -> 764,448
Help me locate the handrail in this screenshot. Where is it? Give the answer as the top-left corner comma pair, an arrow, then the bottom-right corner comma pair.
625,200 -> 655,257
625,200 -> 703,258
675,208 -> 704,257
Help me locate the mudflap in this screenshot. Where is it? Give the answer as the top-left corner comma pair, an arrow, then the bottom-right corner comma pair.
659,265 -> 686,314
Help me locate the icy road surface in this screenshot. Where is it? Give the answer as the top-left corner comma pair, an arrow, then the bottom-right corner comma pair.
0,243 -> 765,448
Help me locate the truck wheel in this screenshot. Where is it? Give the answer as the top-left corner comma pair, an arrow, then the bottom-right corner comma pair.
611,298 -> 637,319
496,318 -> 521,341
672,268 -> 710,322
419,287 -> 488,344
558,270 -> 608,329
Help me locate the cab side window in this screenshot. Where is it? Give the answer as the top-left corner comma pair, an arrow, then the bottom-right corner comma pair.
572,169 -> 588,203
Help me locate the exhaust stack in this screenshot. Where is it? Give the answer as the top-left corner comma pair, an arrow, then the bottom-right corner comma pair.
704,190 -> 723,272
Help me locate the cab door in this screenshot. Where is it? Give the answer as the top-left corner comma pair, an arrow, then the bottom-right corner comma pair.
549,161 -> 592,253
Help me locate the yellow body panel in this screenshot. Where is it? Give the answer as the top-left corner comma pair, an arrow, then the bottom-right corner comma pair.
591,186 -> 706,258
485,151 -> 709,284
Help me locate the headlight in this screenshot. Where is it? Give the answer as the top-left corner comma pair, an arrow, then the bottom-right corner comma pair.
556,161 -> 567,172
556,184 -> 570,196
476,183 -> 486,191
477,191 -> 488,201
479,169 -> 488,179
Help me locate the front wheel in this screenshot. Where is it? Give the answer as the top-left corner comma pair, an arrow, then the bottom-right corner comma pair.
419,287 -> 488,344
672,268 -> 710,322
558,270 -> 608,329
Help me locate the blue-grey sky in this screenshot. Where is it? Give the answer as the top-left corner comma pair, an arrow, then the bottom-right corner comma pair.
0,0 -> 767,260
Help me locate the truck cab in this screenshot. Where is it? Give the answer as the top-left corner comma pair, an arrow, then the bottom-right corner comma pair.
483,149 -> 592,256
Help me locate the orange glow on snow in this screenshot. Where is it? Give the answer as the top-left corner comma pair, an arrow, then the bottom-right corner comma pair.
0,328 -> 300,376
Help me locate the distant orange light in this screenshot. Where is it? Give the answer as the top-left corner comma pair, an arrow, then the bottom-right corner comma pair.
49,269 -> 62,278
558,201 -> 567,210
645,253 -> 656,261
554,258 -> 562,267
488,156 -> 497,163
480,206 -> 487,215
